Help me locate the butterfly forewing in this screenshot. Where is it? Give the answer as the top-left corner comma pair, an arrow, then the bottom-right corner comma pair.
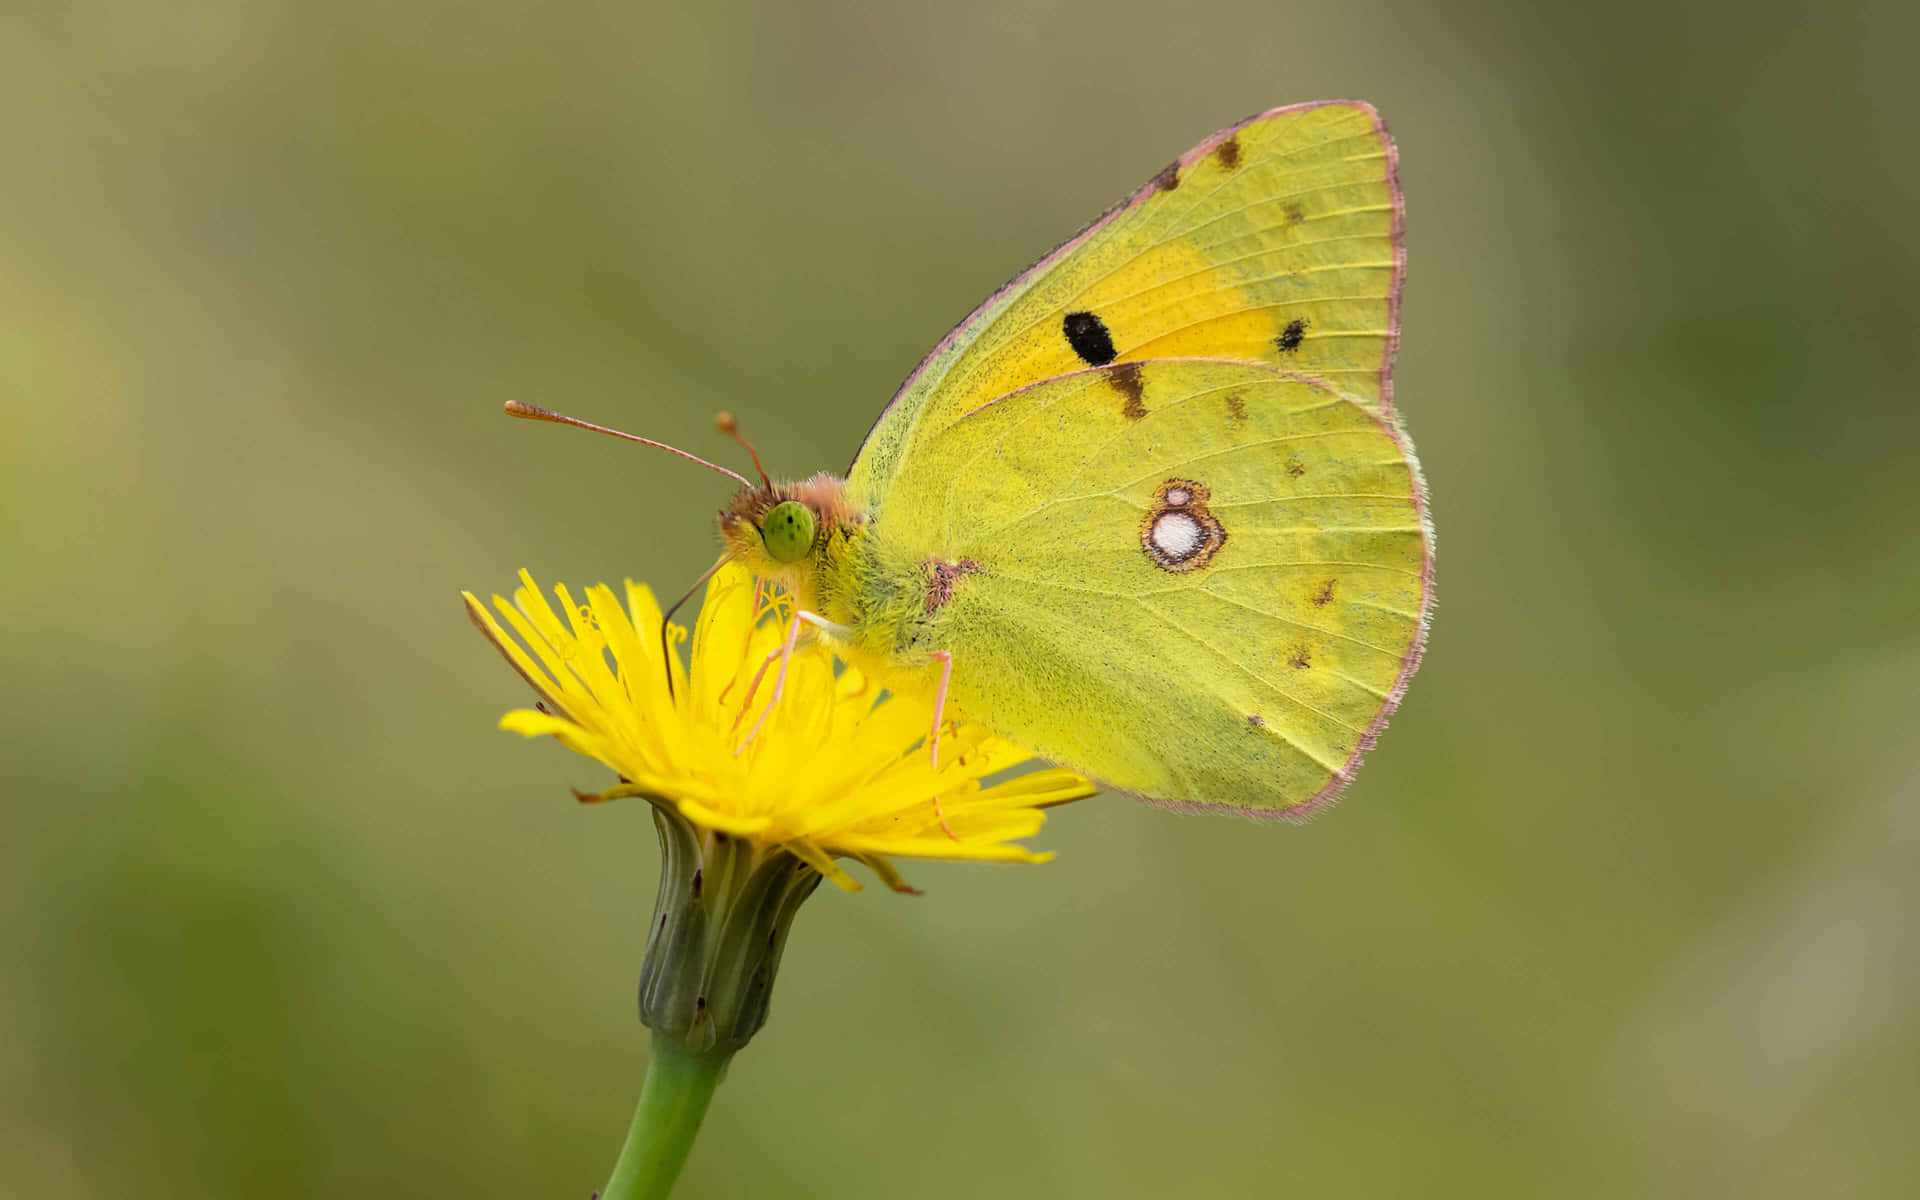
850,101 -> 1404,512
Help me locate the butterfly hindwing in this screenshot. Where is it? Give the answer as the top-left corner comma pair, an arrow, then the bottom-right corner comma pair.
849,101 -> 1404,511
863,359 -> 1431,817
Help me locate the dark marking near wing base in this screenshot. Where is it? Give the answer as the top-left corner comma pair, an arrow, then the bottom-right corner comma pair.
1310,578 -> 1337,608
1246,714 -> 1265,728
1063,311 -> 1117,366
1288,644 -> 1313,670
1275,318 -> 1309,354
1214,135 -> 1242,170
1285,453 -> 1306,478
1150,161 -> 1180,192
922,557 -> 983,614
1108,362 -> 1148,420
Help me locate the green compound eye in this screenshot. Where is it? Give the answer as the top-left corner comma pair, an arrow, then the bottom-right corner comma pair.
761,500 -> 817,563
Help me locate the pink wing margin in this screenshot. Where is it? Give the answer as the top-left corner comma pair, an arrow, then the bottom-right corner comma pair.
850,99 -> 1409,474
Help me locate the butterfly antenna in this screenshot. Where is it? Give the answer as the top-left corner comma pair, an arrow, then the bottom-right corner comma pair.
658,554 -> 735,703
504,401 -> 753,488
714,411 -> 772,490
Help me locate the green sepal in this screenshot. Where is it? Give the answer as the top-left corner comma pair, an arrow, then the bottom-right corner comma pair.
638,803 -> 822,1054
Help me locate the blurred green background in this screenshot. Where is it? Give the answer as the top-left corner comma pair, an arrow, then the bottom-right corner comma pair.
5,1 -> 1917,1195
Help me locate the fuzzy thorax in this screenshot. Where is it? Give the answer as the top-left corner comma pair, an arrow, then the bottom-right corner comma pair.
716,471 -> 960,699
717,472 -> 862,611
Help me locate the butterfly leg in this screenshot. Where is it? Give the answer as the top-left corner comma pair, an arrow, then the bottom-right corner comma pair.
729,639 -> 790,734
733,609 -> 847,755
927,650 -> 958,840
926,651 -> 954,770
733,612 -> 803,755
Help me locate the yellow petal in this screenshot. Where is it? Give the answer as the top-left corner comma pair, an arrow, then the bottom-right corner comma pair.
463,592 -> 571,717
783,837 -> 862,892
676,798 -> 773,837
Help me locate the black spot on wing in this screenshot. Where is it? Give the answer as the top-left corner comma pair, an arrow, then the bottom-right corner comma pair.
1214,135 -> 1242,170
1149,160 -> 1180,192
1063,311 -> 1117,366
1275,318 -> 1309,354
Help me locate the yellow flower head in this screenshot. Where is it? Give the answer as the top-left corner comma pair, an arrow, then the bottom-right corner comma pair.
463,563 -> 1093,892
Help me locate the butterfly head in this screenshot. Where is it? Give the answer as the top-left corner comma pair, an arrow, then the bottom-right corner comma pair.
718,473 -> 858,600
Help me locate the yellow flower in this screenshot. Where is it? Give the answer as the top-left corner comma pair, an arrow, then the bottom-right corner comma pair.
463,562 -> 1093,892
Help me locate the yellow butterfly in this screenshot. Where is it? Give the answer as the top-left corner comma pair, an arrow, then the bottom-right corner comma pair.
515,100 -> 1432,819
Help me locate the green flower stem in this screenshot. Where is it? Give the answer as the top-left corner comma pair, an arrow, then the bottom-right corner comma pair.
598,805 -> 823,1198
601,1035 -> 731,1200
